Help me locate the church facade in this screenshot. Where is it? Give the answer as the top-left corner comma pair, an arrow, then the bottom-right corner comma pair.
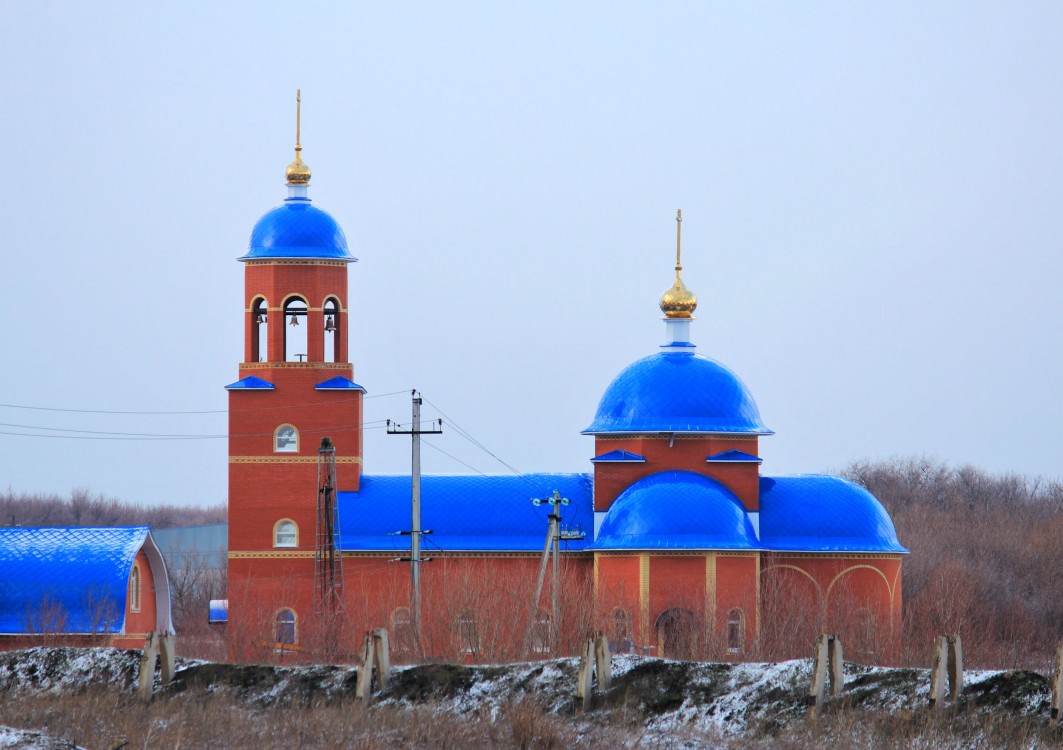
225,110 -> 906,663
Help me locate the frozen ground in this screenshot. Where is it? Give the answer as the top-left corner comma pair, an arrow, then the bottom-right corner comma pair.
0,647 -> 1057,748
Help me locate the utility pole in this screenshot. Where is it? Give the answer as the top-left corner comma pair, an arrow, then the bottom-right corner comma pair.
525,490 -> 585,655
387,390 -> 442,652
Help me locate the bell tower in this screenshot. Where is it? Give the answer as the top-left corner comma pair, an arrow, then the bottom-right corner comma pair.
226,92 -> 362,645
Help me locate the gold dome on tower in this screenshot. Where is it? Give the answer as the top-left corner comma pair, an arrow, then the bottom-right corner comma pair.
285,89 -> 312,186
659,209 -> 697,318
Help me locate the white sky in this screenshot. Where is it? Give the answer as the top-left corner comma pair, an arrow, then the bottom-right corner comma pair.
0,2 -> 1060,507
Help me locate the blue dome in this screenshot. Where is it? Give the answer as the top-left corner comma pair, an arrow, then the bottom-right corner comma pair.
594,471 -> 762,550
759,475 -> 908,553
583,351 -> 772,434
241,198 -> 355,261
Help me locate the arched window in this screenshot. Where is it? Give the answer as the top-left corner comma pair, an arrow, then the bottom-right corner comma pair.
530,609 -> 551,654
251,298 -> 268,362
275,608 -> 297,645
274,424 -> 298,453
727,608 -> 745,654
457,608 -> 479,654
390,606 -> 414,656
323,297 -> 340,363
283,297 -> 308,362
129,564 -> 141,613
274,519 -> 298,548
611,607 -> 632,653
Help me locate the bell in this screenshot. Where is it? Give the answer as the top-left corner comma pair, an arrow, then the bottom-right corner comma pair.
289,314 -> 299,327
324,314 -> 336,332
254,314 -> 266,325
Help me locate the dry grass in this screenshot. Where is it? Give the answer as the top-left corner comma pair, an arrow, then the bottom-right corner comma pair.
2,685 -> 1062,750
0,690 -> 628,750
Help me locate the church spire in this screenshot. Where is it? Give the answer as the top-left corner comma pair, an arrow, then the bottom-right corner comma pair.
659,210 -> 698,350
659,209 -> 698,319
285,89 -> 312,195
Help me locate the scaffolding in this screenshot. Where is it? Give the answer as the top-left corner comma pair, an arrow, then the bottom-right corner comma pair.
315,436 -> 344,617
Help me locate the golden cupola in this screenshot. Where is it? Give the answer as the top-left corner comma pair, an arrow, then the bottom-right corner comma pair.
285,89 -> 312,186
659,209 -> 697,318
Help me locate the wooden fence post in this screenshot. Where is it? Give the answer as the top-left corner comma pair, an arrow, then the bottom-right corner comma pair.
137,632 -> 158,703
947,635 -> 963,700
355,632 -> 376,701
808,634 -> 830,717
372,628 -> 390,689
576,638 -> 595,711
158,633 -> 176,686
594,632 -> 611,691
828,635 -> 844,698
928,635 -> 948,708
1050,643 -> 1063,725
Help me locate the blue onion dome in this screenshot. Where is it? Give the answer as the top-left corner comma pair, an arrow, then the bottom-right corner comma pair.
583,351 -> 772,434
241,199 -> 355,262
594,471 -> 761,550
758,475 -> 908,553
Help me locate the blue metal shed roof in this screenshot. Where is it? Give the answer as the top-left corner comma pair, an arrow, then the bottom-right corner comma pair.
209,599 -> 228,624
706,450 -> 762,463
594,470 -> 763,551
241,197 -> 355,262
759,475 -> 908,553
337,474 -> 593,552
225,376 -> 275,390
0,527 -> 148,634
591,450 -> 646,463
315,376 -> 366,391
583,351 -> 772,435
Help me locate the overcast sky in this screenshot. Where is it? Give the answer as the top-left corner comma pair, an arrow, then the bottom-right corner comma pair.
0,2 -> 1060,508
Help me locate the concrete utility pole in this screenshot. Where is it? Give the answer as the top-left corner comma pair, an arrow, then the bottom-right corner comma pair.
387,390 -> 442,649
525,490 -> 585,654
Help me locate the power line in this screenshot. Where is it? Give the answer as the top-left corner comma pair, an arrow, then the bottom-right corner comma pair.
0,389 -> 412,417
0,419 -> 394,442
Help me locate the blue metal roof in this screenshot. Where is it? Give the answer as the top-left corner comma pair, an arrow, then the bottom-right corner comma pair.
209,599 -> 228,624
706,450 -> 762,463
591,450 -> 646,463
594,471 -> 762,551
337,474 -> 593,552
583,351 -> 772,435
0,527 -> 148,634
759,475 -> 908,553
241,197 -> 355,262
225,376 -> 275,390
315,376 -> 366,391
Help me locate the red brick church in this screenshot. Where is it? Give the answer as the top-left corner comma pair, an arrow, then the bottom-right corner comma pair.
224,104 -> 906,663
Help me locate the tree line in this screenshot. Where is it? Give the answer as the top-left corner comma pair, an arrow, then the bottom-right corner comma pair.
844,456 -> 1063,668
0,488 -> 225,528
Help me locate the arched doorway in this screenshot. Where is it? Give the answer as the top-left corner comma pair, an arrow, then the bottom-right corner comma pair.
655,607 -> 697,660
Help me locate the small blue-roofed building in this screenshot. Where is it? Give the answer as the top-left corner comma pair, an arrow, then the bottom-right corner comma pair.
0,527 -> 173,650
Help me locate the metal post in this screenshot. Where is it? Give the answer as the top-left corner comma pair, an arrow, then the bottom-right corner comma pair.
551,493 -> 561,639
411,394 -> 422,641
386,390 -> 442,658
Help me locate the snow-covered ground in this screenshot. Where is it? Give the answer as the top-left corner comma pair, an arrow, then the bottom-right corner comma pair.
0,647 -> 1056,747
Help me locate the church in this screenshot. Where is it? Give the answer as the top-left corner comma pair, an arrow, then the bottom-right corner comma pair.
224,101 -> 907,663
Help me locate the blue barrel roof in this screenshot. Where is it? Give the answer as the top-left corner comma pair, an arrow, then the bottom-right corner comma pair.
582,351 -> 772,435
0,526 -> 148,634
241,197 -> 355,261
337,474 -> 593,552
759,475 -> 908,553
594,470 -> 762,551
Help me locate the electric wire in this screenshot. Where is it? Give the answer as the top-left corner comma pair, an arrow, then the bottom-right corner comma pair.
0,389 -> 412,416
